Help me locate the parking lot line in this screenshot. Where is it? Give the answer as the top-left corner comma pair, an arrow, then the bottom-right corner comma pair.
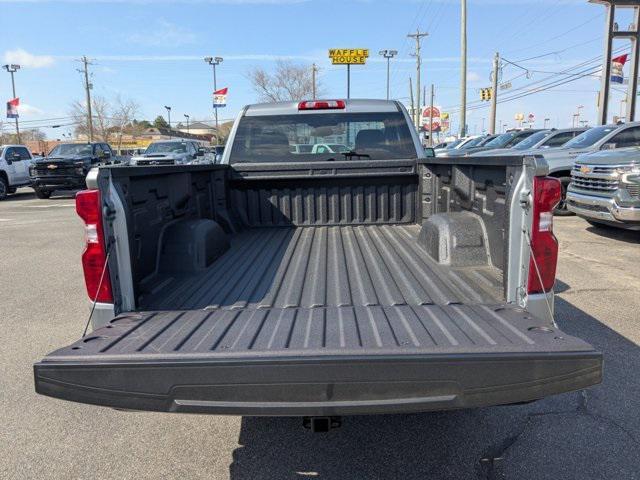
24,204 -> 75,208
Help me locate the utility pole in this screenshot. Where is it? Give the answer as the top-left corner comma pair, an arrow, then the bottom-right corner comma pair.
460,0 -> 468,137
429,84 -> 435,147
576,105 -> 584,126
2,64 -> 21,143
78,56 -> 93,142
489,52 -> 500,134
592,0 -> 640,124
311,63 -> 318,98
408,29 -> 429,128
204,56 -> 224,144
378,50 -> 398,100
409,77 -> 415,122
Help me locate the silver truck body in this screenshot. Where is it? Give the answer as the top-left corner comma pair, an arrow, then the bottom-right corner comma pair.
34,100 -> 601,417
568,147 -> 640,229
130,139 -> 206,166
0,144 -> 36,199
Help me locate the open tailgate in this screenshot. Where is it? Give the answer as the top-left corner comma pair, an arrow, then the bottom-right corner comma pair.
34,305 -> 602,416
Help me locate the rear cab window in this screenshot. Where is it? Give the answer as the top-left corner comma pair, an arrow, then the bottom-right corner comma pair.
228,111 -> 418,164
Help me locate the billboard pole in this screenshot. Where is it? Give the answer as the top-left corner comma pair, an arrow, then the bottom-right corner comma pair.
429,84 -> 434,147
347,64 -> 351,99
2,64 -> 21,143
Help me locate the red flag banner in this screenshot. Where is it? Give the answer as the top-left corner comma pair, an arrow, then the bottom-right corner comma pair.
611,54 -> 628,84
6,97 -> 19,119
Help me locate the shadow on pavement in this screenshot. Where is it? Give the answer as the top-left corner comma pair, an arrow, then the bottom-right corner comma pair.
585,225 -> 640,244
3,190 -> 36,201
4,189 -> 80,202
230,298 -> 640,480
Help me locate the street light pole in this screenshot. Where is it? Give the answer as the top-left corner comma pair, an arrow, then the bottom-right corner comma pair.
378,50 -> 398,100
164,106 -> 172,138
460,0 -> 468,138
204,56 -> 224,145
311,63 -> 318,99
3,64 -> 21,143
184,114 -> 190,135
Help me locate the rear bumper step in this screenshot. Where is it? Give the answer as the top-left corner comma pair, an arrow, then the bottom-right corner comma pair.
35,351 -> 602,416
34,307 -> 603,415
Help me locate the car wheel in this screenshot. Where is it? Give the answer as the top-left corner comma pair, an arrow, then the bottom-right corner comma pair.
0,177 -> 8,200
34,188 -> 51,199
554,176 -> 574,216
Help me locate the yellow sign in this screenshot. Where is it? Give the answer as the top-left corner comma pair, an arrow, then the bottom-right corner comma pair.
329,48 -> 369,65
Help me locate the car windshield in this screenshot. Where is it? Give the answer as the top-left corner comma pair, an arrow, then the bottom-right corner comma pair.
49,144 -> 93,156
513,131 -> 551,151
228,112 -> 417,163
484,132 -> 518,148
459,137 -> 485,149
564,126 -> 617,149
477,135 -> 498,146
145,142 -> 188,154
444,139 -> 464,149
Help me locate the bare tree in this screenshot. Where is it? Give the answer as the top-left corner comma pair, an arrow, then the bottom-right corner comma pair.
112,96 -> 140,153
91,96 -> 113,143
69,95 -> 116,142
248,60 -> 321,102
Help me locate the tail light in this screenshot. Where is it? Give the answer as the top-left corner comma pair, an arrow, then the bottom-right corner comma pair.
527,177 -> 562,294
298,100 -> 345,110
76,189 -> 113,303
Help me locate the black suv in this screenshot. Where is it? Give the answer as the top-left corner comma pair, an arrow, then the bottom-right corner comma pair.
30,142 -> 116,198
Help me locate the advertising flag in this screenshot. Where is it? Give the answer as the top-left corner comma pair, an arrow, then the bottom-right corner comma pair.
611,54 -> 628,84
6,97 -> 19,118
213,87 -> 228,108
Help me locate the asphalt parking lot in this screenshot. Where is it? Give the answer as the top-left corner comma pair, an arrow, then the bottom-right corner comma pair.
2,187 -> 639,480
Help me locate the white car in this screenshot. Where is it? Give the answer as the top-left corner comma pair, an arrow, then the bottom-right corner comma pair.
0,144 -> 36,200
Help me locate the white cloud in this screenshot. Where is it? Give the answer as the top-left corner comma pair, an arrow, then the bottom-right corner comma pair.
468,71 -> 481,82
3,49 -> 54,68
126,19 -> 197,47
18,103 -> 43,115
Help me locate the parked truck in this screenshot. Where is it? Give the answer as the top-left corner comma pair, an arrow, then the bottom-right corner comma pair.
568,147 -> 640,230
29,142 -> 118,199
34,100 -> 601,426
0,144 -> 37,200
535,121 -> 640,215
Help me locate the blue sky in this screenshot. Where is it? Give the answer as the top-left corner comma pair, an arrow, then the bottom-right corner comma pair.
0,0 -> 632,138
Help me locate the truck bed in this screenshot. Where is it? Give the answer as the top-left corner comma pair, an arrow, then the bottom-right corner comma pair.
34,160 -> 602,416
138,225 -> 503,311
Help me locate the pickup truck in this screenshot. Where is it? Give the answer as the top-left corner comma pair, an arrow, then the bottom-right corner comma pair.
536,121 -> 640,215
568,147 -> 640,230
34,99 -> 602,425
29,142 -> 118,199
129,139 -> 206,166
0,144 -> 36,200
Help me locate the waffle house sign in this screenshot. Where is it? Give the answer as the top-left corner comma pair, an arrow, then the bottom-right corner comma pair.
329,49 -> 369,65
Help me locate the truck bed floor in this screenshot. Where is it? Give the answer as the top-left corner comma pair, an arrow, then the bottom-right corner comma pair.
139,225 -> 503,311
